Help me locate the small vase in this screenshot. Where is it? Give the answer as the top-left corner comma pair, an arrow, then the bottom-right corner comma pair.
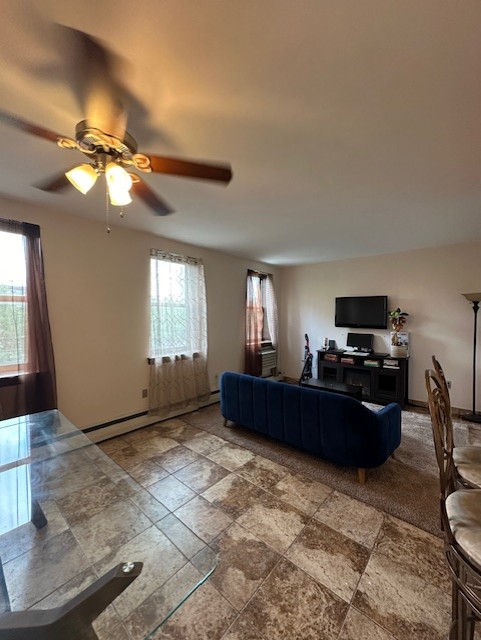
390,344 -> 408,358
390,331 -> 409,357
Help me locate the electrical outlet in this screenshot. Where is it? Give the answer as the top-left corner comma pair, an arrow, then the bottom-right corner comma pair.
142,388 -> 148,398
447,380 -> 452,389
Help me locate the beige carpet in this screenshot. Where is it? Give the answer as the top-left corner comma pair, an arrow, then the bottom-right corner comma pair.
184,402 -> 476,538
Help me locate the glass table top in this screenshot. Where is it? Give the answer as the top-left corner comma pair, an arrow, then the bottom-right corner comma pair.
0,410 -> 217,639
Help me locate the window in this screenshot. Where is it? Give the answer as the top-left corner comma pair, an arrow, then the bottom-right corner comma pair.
245,270 -> 278,376
0,218 -> 56,418
0,230 -> 27,374
150,249 -> 207,359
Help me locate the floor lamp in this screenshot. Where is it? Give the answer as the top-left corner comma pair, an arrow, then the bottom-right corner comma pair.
462,292 -> 481,423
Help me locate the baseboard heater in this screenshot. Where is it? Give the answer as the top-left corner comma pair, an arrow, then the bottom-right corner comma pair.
83,390 -> 220,442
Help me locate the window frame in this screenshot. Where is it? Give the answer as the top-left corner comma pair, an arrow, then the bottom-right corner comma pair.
0,232 -> 28,376
149,250 -> 207,360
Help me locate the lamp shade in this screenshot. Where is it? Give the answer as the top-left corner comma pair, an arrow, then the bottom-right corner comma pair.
65,164 -> 98,194
108,188 -> 132,207
463,293 -> 481,303
105,162 -> 133,207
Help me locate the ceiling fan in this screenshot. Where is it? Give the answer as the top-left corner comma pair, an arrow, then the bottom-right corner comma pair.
0,26 -> 232,220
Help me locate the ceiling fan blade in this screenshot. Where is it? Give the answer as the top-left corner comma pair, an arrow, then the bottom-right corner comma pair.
35,171 -> 73,192
0,109 -> 64,143
131,177 -> 175,216
60,26 -> 128,139
146,155 -> 233,184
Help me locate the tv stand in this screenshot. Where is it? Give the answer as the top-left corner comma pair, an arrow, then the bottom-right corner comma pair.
317,350 -> 408,407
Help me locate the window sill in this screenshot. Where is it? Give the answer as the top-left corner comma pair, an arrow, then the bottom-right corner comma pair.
0,375 -> 21,387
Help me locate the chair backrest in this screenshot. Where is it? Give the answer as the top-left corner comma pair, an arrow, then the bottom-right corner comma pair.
432,354 -> 452,415
425,367 -> 457,539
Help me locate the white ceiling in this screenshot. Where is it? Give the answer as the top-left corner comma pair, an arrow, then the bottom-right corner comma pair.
0,0 -> 480,266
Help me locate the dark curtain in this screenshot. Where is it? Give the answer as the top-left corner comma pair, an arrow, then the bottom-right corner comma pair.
0,219 -> 57,417
245,270 -> 263,376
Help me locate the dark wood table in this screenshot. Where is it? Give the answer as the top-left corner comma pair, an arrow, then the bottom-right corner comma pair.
300,378 -> 363,400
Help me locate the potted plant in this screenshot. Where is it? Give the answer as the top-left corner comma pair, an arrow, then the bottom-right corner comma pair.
389,308 -> 409,357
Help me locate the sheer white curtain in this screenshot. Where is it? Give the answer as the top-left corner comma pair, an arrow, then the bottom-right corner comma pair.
148,250 -> 210,418
265,274 -> 279,349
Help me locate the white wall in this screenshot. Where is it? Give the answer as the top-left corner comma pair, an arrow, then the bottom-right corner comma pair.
3,193 -> 478,422
1,196 -> 277,428
278,241 -> 481,410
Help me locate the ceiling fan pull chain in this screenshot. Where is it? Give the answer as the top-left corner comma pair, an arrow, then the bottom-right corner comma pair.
119,207 -> 125,219
105,184 -> 111,234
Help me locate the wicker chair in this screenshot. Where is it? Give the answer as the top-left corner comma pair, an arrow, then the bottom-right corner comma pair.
426,366 -> 481,639
432,355 -> 481,489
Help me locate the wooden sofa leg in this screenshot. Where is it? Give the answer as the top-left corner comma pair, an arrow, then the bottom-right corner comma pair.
358,468 -> 366,484
223,418 -> 228,427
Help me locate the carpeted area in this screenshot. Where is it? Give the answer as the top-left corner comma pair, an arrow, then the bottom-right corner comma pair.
183,402 -> 475,538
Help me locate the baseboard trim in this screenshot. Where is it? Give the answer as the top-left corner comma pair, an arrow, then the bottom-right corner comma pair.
84,391 -> 220,443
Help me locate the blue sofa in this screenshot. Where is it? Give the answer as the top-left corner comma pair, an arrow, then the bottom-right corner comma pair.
220,372 -> 402,483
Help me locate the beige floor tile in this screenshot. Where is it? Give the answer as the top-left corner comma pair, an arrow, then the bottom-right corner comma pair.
202,473 -> 266,519
0,500 -> 68,564
314,490 -> 385,548
207,522 -> 281,611
183,433 -> 226,455
132,436 -> 179,459
97,437 -> 127,455
236,491 -> 309,553
207,442 -> 256,471
71,499 -> 152,564
34,567 -> 128,640
269,471 -> 332,515
352,551 -> 451,639
126,458 -> 169,487
157,513 -> 206,558
56,476 -> 126,526
237,455 -> 289,490
174,495 -> 233,543
374,514 -> 450,591
123,563 -> 209,640
156,422 -> 203,442
93,525 -> 187,619
150,444 -> 201,473
155,581 -> 238,640
128,487 -> 170,522
222,558 -> 349,640
147,475 -> 197,511
339,607 -> 397,639
3,529 -> 90,609
286,518 -> 370,602
106,445 -> 148,471
174,458 -> 230,493
120,426 -> 162,446
37,457 -> 108,500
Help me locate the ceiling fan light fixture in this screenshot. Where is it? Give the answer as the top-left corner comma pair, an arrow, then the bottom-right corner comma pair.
65,163 -> 98,194
105,162 -> 133,206
108,188 -> 132,207
105,162 -> 132,191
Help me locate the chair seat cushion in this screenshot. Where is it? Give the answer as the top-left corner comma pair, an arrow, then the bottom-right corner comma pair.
446,489 -> 481,568
453,446 -> 481,488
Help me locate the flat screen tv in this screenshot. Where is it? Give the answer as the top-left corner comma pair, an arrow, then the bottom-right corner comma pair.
335,295 -> 388,329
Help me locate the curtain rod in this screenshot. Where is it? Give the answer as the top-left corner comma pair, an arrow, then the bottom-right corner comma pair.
248,269 -> 271,277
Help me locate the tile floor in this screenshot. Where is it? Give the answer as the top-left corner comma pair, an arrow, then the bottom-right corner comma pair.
1,405 -> 453,639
